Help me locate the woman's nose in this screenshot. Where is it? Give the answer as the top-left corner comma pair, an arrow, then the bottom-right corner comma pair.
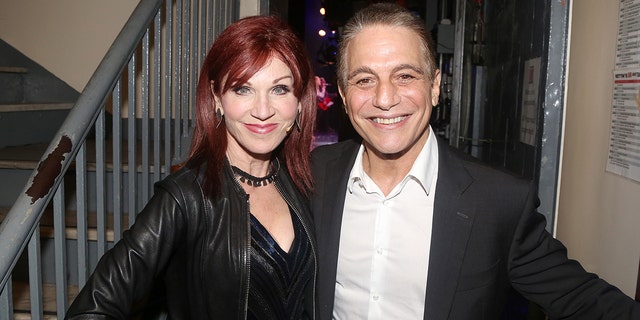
251,93 -> 274,120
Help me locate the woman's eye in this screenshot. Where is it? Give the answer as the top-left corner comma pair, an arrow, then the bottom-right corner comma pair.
232,86 -> 251,95
272,85 -> 291,95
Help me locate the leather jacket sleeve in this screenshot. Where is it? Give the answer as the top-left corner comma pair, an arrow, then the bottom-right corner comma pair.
65,179 -> 189,319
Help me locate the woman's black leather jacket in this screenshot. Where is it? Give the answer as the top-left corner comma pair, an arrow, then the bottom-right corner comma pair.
65,161 -> 317,319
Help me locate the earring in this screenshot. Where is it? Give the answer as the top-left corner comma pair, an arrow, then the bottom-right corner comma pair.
294,117 -> 301,132
294,109 -> 302,132
215,108 -> 223,129
286,112 -> 302,133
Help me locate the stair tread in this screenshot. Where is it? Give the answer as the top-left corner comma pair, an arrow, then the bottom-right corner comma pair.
12,281 -> 78,315
0,143 -> 46,169
0,66 -> 28,73
0,140 -> 170,171
0,206 -> 131,242
0,103 -> 74,112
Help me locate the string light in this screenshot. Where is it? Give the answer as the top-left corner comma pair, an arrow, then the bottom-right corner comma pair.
320,7 -> 326,15
318,29 -> 327,37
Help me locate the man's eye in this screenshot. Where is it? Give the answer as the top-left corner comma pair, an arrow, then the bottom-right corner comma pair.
354,78 -> 375,87
396,74 -> 417,84
232,86 -> 251,95
272,85 -> 291,95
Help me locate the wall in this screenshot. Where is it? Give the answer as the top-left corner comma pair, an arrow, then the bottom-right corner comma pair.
558,0 -> 640,296
239,0 -> 264,18
0,0 -> 260,91
0,0 -> 138,92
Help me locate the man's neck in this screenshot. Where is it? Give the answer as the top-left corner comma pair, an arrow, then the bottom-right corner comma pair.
361,134 -> 428,196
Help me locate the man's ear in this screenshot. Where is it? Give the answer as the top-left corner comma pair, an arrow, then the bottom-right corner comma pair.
431,69 -> 442,106
338,85 -> 348,114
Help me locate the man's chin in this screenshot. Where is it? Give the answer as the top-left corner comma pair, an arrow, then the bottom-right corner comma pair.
363,141 -> 409,160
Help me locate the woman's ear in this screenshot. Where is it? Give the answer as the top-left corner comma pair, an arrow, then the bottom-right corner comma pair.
209,80 -> 216,96
214,95 -> 222,112
210,81 -> 222,108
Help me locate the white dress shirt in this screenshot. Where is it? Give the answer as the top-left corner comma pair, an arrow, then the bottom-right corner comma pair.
333,130 -> 439,320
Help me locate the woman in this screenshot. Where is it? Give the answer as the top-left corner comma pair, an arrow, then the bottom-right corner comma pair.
65,15 -> 317,319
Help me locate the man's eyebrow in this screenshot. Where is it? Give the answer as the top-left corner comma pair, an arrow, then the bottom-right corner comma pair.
394,64 -> 425,75
347,64 -> 425,81
347,66 -> 376,81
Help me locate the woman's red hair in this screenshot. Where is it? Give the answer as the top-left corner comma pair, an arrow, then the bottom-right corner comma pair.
187,15 -> 316,197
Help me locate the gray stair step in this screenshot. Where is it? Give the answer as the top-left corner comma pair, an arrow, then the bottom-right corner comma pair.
0,206 -> 130,242
0,103 -> 74,113
0,140 -> 169,172
12,281 -> 78,317
0,66 -> 28,74
0,104 -> 71,149
0,143 -> 45,169
13,313 -> 58,320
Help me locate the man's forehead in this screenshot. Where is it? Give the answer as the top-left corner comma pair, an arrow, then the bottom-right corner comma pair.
346,30 -> 425,70
348,26 -> 421,54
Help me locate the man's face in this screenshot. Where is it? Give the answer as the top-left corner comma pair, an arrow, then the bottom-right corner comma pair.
340,25 -> 440,159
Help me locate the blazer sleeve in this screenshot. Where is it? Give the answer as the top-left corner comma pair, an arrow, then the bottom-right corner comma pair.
507,185 -> 640,319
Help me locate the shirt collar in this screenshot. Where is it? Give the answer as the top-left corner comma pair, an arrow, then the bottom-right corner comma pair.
347,126 -> 439,196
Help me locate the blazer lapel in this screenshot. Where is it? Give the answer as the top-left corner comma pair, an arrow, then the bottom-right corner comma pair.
312,141 -> 360,318
424,140 -> 475,319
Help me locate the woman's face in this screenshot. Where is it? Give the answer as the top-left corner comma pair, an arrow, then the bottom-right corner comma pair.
218,57 -> 300,163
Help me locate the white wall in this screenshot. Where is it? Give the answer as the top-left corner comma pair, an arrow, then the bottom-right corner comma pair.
0,0 -> 260,91
0,0 -> 138,91
558,0 -> 640,296
239,0 -> 263,18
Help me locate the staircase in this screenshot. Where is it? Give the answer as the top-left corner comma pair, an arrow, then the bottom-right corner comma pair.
0,40 -> 78,319
0,37 -> 78,197
0,39 -> 120,319
0,1 -> 238,319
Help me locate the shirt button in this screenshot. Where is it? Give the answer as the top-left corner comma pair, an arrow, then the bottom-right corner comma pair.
376,248 -> 383,255
372,295 -> 380,301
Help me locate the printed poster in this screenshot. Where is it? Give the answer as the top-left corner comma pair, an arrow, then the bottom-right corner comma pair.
607,0 -> 640,183
606,69 -> 640,182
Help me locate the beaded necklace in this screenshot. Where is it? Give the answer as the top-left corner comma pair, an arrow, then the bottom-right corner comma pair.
231,158 -> 279,187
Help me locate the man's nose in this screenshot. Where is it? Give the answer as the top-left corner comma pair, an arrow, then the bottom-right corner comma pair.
372,80 -> 400,111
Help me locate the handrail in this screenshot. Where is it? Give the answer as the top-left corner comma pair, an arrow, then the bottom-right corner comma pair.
0,0 -> 169,291
0,2 -> 239,316
0,0 -> 165,290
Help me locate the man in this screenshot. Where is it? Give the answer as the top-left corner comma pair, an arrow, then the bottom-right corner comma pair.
310,3 -> 640,319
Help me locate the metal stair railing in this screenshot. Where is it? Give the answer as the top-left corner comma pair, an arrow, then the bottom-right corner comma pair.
0,0 -> 237,318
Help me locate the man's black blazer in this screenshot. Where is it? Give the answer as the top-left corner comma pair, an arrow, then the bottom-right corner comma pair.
310,138 -> 640,320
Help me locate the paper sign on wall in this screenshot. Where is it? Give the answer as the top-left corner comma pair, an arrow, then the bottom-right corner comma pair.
520,57 -> 541,146
606,0 -> 640,183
